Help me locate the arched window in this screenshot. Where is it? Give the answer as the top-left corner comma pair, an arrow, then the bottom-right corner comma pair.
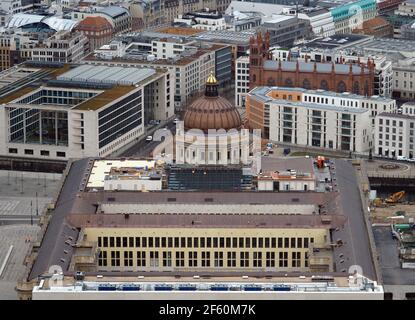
353,82 -> 360,95
267,77 -> 276,86
337,81 -> 347,93
303,78 -> 311,90
320,80 -> 329,91
364,81 -> 369,96
284,78 -> 293,87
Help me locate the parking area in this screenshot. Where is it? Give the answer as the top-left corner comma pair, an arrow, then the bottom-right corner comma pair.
0,225 -> 40,299
372,226 -> 415,285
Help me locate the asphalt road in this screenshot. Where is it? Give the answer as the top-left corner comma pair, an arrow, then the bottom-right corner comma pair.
121,122 -> 176,157
332,160 -> 376,280
373,226 -> 415,285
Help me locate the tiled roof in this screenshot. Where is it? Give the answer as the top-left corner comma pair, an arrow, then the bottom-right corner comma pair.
75,16 -> 113,32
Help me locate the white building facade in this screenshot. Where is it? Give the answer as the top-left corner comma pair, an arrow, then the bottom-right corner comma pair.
375,113 -> 415,159
392,58 -> 415,100
31,31 -> 89,63
248,87 -> 373,153
0,65 -> 173,161
235,55 -> 249,107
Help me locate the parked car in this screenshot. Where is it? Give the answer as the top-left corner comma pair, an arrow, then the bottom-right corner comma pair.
397,156 -> 407,161
145,135 -> 153,142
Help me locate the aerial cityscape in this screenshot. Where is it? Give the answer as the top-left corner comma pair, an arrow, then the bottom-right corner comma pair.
0,0 -> 414,306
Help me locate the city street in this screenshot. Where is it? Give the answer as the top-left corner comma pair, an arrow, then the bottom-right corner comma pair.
121,122 -> 176,158
332,160 -> 376,280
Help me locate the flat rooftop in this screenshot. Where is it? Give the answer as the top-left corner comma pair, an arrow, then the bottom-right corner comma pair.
249,87 -> 370,113
26,157 -> 377,283
73,85 -> 137,111
303,34 -> 370,49
69,212 -> 346,229
87,159 -> 157,188
57,65 -> 156,86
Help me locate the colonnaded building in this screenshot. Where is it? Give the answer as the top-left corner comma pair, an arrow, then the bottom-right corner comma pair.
17,75 -> 382,299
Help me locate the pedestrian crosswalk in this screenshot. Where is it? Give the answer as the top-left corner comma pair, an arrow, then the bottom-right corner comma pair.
0,200 -> 19,213
0,197 -> 51,216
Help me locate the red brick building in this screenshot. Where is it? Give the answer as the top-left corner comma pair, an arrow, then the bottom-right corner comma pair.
249,32 -> 375,96
74,17 -> 114,52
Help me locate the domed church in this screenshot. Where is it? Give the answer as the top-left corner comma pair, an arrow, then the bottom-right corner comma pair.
183,73 -> 242,132
176,73 -> 249,165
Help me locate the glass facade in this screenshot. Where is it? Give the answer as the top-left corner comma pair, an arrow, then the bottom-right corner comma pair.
98,90 -> 143,149
8,107 -> 68,146
16,89 -> 96,106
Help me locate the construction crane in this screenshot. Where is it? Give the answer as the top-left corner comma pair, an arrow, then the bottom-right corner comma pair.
385,191 -> 406,204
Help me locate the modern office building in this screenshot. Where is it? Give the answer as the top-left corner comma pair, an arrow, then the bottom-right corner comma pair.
31,31 -> 89,64
0,63 -> 173,162
247,86 -> 372,152
174,10 -> 227,31
374,112 -> 415,159
235,55 -> 249,107
392,57 -> 415,99
260,15 -> 311,48
84,41 -> 230,111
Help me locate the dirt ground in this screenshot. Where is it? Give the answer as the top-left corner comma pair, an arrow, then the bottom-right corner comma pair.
371,203 -> 415,223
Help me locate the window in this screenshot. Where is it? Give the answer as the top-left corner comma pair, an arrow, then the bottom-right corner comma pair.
253,252 -> 262,267
189,251 -> 198,267
141,237 -> 147,247
297,238 -> 303,248
232,237 -> 238,248
292,252 -> 301,268
214,252 -> 224,267
278,237 -> 283,248
201,252 -> 211,267
149,251 -> 159,267
8,148 -> 17,154
245,237 -> 250,248
279,252 -> 288,267
24,149 -> 34,155
124,251 -> 133,267
116,237 -> 121,247
240,252 -> 249,267
227,252 -> 236,267
162,251 -> 172,267
122,237 -> 128,247
176,251 -> 185,267
291,237 -> 296,248
110,251 -> 120,267
284,238 -> 289,248
103,237 -> 108,247
56,151 -> 66,157
109,237 -> 114,247
98,251 -> 107,267
137,251 -> 146,267
40,150 -> 49,156
266,252 -> 275,268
